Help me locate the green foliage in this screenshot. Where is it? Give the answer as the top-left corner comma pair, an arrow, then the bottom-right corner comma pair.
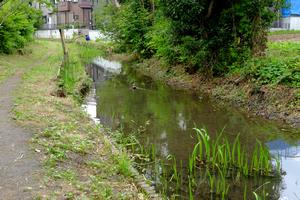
0,1 -> 42,53
94,0 -> 284,76
58,43 -> 100,100
115,154 -> 133,177
93,1 -> 118,35
145,15 -> 174,61
193,128 -> 280,177
268,30 -> 300,35
94,0 -> 153,57
242,42 -> 300,87
160,0 -> 283,74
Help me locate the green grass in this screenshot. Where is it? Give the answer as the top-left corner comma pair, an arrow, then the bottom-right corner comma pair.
10,40 -> 144,199
240,41 -> 300,87
116,154 -> 134,177
58,41 -> 108,101
0,40 -> 54,84
268,30 -> 300,36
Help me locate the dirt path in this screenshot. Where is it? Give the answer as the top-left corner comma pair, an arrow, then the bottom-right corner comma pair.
0,46 -> 56,199
268,33 -> 300,42
0,70 -> 39,200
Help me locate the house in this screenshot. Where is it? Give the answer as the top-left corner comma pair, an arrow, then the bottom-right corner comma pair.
31,1 -> 58,29
273,0 -> 300,30
57,0 -> 99,29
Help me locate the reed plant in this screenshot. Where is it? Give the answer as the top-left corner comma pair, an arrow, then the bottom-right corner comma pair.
206,166 -> 230,199
110,126 -> 281,199
193,128 -> 280,178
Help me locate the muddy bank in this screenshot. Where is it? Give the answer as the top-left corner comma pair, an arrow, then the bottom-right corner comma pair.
109,55 -> 300,129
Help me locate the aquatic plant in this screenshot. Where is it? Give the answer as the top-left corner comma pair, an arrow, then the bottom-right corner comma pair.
253,181 -> 270,200
188,176 -> 194,200
193,128 -> 280,177
243,184 -> 247,200
109,126 -> 281,199
206,167 -> 230,199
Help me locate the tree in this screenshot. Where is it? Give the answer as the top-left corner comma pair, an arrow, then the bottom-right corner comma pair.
160,0 -> 284,74
0,0 -> 45,53
94,0 -> 284,75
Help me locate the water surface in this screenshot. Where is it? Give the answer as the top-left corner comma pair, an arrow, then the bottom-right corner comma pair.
84,60 -> 300,200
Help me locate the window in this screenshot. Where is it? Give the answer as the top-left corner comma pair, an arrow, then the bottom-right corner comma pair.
42,16 -> 47,23
74,15 -> 79,20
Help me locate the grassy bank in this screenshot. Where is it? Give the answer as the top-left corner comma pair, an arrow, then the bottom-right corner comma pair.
9,40 -> 144,199
57,41 -> 112,100
0,41 -> 51,84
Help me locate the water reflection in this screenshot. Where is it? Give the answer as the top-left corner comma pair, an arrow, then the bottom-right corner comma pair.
85,61 -> 300,200
267,140 -> 300,199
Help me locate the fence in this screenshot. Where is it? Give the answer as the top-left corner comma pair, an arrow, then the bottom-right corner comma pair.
38,23 -> 97,30
35,29 -> 106,41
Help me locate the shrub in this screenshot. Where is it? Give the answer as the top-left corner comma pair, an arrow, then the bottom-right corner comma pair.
94,0 -> 153,57
0,2 -> 42,54
242,42 -> 300,87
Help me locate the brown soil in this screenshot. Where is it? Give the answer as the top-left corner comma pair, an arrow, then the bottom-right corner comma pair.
268,34 -> 300,42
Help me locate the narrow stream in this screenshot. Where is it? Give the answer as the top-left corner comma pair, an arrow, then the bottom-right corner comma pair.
84,59 -> 300,200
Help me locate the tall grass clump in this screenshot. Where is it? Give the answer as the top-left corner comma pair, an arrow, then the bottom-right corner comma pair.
58,42 -> 105,99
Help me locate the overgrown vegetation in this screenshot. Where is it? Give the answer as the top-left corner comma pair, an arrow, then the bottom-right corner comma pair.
94,0 -> 285,75
57,40 -> 110,100
93,0 -> 300,90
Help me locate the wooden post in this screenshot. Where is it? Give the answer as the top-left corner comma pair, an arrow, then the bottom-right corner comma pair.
57,28 -> 69,80
56,28 -> 69,96
59,28 -> 69,67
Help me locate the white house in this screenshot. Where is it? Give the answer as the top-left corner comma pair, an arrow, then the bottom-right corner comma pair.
31,1 -> 58,29
273,0 -> 300,30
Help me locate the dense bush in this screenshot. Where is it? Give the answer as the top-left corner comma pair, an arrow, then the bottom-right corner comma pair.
160,0 -> 283,74
0,1 -> 43,54
94,0 -> 153,57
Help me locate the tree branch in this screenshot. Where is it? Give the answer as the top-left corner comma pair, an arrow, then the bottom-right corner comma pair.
0,0 -> 31,26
